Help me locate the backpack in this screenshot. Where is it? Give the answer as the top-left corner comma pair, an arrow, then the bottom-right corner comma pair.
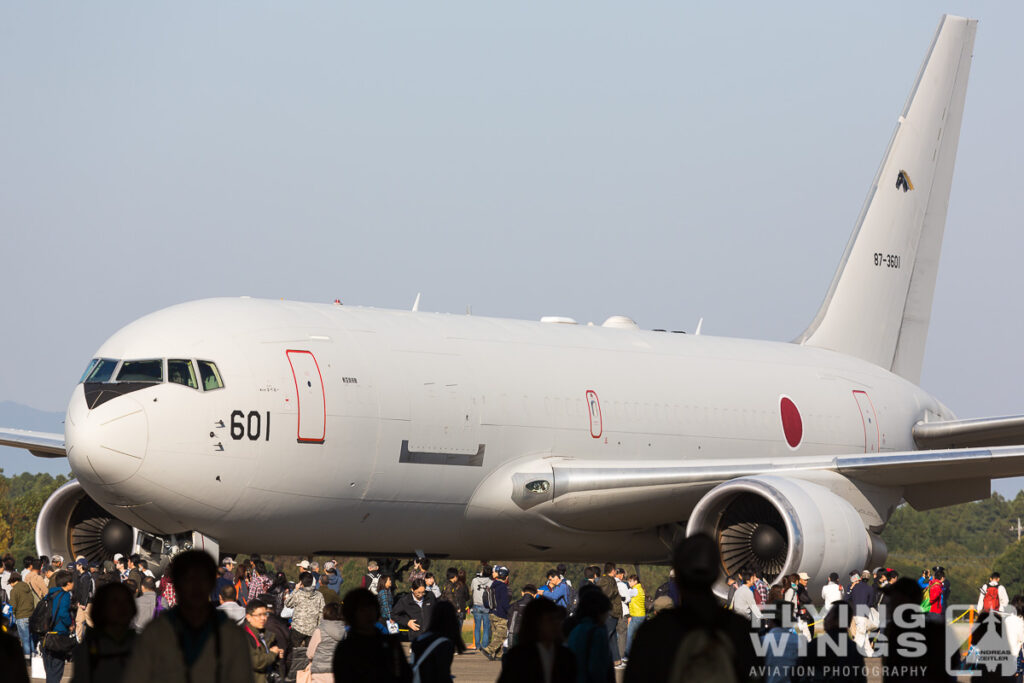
366,573 -> 381,595
483,584 -> 497,611
983,584 -> 1000,611
668,628 -> 738,683
29,592 -> 56,635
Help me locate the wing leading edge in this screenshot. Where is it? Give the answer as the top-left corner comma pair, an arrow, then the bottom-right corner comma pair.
0,428 -> 67,458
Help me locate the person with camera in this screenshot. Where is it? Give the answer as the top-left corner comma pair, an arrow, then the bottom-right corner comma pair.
243,599 -> 285,683
40,570 -> 76,683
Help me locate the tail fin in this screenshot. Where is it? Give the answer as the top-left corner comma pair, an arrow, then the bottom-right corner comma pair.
797,15 -> 976,385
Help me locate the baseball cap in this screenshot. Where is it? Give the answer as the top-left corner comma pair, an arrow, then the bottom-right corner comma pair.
76,558 -> 88,567
324,560 -> 337,571
113,553 -> 124,563
861,570 -> 872,580
296,560 -> 311,570
367,560 -> 379,570
222,556 -> 236,566
52,555 -> 64,565
495,566 -> 510,579
798,572 -> 810,581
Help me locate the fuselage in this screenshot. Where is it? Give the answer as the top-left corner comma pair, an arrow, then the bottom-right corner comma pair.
65,297 -> 952,561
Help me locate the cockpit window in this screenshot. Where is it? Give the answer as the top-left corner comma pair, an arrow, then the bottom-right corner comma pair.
168,359 -> 198,389
197,360 -> 224,391
82,358 -> 118,383
116,359 -> 163,383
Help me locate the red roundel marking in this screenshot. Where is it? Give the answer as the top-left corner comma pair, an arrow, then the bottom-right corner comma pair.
779,396 -> 803,448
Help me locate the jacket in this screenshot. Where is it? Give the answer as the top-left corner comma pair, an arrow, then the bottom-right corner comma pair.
410,631 -> 454,683
318,583 -> 342,607
285,586 -> 325,636
545,581 -> 569,608
123,609 -> 252,683
70,629 -> 137,683
628,585 -> 646,617
46,586 -> 74,634
73,571 -> 94,607
11,581 -> 35,619
731,585 -> 762,625
243,623 -> 279,683
392,592 -> 437,634
439,580 -> 468,613
508,595 -> 534,641
568,617 -> 614,683
977,582 -> 1009,612
134,592 -> 158,632
488,580 -> 511,620
308,620 -> 347,674
217,601 -> 246,625
332,630 -> 411,682
470,575 -> 492,607
596,575 -> 622,618
27,571 -> 47,600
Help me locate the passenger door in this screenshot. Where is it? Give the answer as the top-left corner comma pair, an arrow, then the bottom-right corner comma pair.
286,350 -> 326,443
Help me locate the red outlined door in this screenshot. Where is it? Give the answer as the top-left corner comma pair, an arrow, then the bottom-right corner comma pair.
586,390 -> 602,438
853,390 -> 879,453
287,350 -> 326,444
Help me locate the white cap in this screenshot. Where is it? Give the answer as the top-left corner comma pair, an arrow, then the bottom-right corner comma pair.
113,553 -> 124,563
296,560 -> 311,570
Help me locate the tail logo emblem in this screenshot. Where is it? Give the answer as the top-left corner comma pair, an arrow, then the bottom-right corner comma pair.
896,169 -> 914,192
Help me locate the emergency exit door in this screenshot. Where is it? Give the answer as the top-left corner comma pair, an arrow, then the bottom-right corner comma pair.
853,390 -> 879,453
287,350 -> 326,444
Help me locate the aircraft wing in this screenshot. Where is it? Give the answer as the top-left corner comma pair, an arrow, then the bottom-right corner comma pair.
0,428 -> 66,458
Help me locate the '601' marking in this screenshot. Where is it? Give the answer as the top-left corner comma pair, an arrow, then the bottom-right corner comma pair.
230,410 -> 270,441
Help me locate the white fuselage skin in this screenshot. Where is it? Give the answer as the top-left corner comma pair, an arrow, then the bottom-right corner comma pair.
65,298 -> 952,562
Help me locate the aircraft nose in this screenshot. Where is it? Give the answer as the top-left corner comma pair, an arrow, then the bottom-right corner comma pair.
66,384 -> 148,485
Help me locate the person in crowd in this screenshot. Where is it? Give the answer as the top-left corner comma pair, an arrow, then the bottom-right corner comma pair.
71,582 -> 137,683
377,574 -> 396,629
0,554 -> 14,594
928,569 -> 945,615
263,571 -> 289,617
303,602 -> 346,682
318,567 -> 343,607
393,577 -> 437,641
508,584 -> 537,648
0,627 -> 30,683
567,585 -> 614,683
407,557 -> 429,586
10,572 -> 34,663
361,559 -> 383,594
332,588 -> 411,682
613,569 -> 631,662
821,572 -> 843,613
649,569 -> 677,609
125,555 -> 143,596
882,577 -> 951,681
73,558 -> 94,641
247,560 -> 273,603
25,559 -> 47,600
849,569 -> 877,656
133,576 -> 158,632
233,561 -> 250,609
158,570 -> 176,612
40,570 -> 76,683
1005,594 -> 1024,678
285,571 -> 325,680
242,598 -> 284,683
111,554 -> 126,582
748,568 -> 769,607
410,600 -> 464,683
624,574 -> 645,660
483,566 -> 512,661
543,569 -> 569,610
731,570 -> 762,629
439,566 -> 469,626
845,570 -> 860,600
217,584 -> 246,625
499,596 -> 575,683
309,561 -> 322,588
470,564 -> 493,651
423,572 -> 442,599
760,596 -> 801,683
624,533 -> 758,683
123,550 -> 252,682
214,557 -> 236,602
978,571 -> 1010,613
595,562 -> 623,668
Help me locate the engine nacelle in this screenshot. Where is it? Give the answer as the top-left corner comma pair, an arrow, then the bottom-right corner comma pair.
36,480 -> 219,569
686,474 -> 887,595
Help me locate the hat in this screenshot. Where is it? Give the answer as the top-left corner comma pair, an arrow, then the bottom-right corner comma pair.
797,572 -> 810,581
113,553 -> 124,563
52,555 -> 64,565
324,560 -> 337,571
367,560 -> 379,570
222,556 -> 236,566
861,570 -> 872,580
76,558 -> 89,567
102,560 -> 116,572
495,566 -> 510,579
296,560 -> 311,570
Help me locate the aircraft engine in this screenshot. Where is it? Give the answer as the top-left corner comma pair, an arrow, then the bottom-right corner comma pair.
36,480 -> 135,565
686,475 -> 887,592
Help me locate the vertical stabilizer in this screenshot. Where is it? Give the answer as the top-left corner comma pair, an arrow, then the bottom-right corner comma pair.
797,16 -> 976,385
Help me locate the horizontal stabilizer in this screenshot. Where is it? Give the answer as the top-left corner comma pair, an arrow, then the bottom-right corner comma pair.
0,428 -> 67,458
913,415 -> 1024,449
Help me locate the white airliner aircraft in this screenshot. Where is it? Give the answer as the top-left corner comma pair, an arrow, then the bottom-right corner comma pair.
2,15 -> 1019,593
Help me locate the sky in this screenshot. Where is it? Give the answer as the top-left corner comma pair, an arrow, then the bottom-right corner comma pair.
2,3 -> 1023,490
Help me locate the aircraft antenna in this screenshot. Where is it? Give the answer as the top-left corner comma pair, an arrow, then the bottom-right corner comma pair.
695,318 -> 704,336
412,293 -> 421,312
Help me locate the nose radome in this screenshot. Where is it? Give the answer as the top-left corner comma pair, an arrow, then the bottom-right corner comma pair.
66,384 -> 148,486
